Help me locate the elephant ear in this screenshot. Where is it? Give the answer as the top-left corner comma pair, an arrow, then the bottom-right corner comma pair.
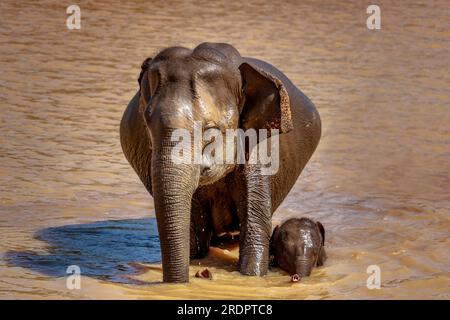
316,221 -> 325,246
317,246 -> 327,266
316,221 -> 326,266
239,62 -> 293,133
138,57 -> 154,113
269,225 -> 280,267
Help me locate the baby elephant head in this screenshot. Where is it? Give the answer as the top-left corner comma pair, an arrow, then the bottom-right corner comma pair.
270,218 -> 326,281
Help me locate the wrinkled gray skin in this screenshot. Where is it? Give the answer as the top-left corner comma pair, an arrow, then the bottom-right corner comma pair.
120,43 -> 321,282
270,218 -> 326,278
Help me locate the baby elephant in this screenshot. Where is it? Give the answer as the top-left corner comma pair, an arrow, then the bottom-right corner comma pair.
270,218 -> 326,282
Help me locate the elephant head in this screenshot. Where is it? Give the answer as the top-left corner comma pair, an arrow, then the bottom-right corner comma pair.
270,218 -> 326,281
138,43 -> 292,282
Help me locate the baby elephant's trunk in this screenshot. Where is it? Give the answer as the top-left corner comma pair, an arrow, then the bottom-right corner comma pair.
294,259 -> 313,278
290,274 -> 301,282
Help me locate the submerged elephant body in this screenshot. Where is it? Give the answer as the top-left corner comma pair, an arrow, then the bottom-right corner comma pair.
120,43 -> 321,282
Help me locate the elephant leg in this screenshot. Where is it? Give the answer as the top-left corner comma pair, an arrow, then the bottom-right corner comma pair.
190,196 -> 212,259
237,165 -> 272,276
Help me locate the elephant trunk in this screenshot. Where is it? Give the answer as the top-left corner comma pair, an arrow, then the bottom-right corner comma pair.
294,258 -> 313,278
151,132 -> 199,282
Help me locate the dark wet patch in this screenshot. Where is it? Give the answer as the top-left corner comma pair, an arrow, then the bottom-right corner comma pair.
4,218 -> 161,284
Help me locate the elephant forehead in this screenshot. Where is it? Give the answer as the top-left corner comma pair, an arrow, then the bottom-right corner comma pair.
299,230 -> 315,248
158,53 -> 237,83
153,46 -> 191,62
193,80 -> 239,128
158,61 -> 193,81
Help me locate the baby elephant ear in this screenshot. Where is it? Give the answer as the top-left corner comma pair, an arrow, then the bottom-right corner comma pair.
316,221 -> 325,246
316,221 -> 327,267
239,62 -> 293,133
270,225 -> 279,252
269,225 -> 280,266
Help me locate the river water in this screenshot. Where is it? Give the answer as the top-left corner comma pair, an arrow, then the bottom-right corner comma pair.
0,0 -> 449,299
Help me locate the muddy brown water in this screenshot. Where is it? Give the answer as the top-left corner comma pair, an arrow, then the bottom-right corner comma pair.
0,0 -> 449,299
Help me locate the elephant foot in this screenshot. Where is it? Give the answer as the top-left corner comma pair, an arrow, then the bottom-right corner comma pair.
195,268 -> 213,280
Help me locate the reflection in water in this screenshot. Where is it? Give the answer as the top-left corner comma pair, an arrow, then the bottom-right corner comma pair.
0,0 -> 449,299
5,219 -> 161,283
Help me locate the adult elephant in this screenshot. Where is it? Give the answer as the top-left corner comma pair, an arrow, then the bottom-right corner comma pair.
120,43 -> 321,282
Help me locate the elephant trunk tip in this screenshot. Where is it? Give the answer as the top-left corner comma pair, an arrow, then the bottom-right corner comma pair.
290,274 -> 301,282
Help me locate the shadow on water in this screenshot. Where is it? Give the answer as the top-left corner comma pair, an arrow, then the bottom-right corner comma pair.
4,218 -> 161,284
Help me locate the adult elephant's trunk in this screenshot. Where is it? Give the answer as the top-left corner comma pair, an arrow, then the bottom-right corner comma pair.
151,132 -> 199,282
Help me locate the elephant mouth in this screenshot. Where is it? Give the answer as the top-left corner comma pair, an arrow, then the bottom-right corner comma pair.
199,163 -> 235,186
199,148 -> 235,186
